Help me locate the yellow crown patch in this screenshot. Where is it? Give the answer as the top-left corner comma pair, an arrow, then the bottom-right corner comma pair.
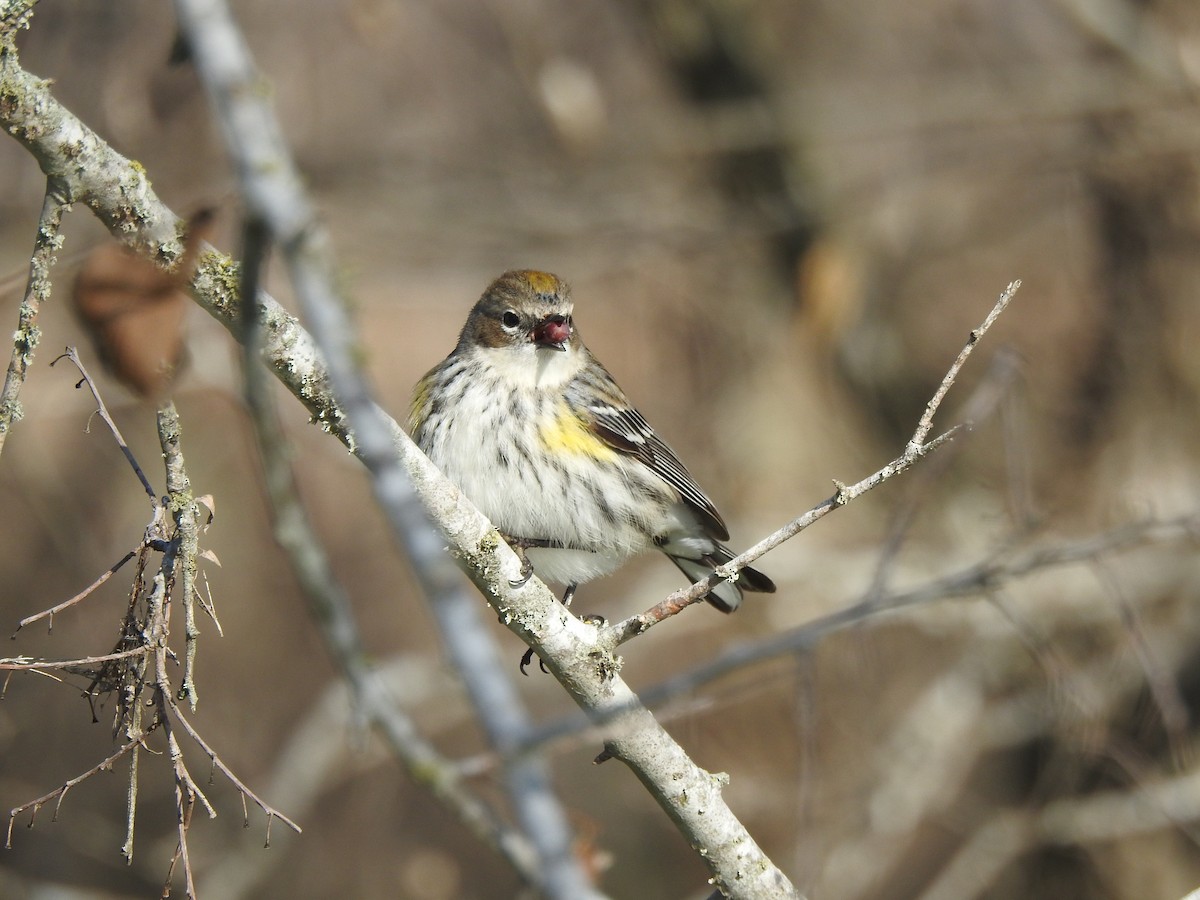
520,270 -> 561,296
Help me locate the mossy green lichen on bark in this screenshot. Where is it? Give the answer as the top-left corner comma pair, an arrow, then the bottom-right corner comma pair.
191,250 -> 242,321
0,397 -> 22,428
1,1 -> 37,37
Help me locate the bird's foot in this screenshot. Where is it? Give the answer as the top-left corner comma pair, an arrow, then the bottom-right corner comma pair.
519,647 -> 549,676
501,534 -> 564,588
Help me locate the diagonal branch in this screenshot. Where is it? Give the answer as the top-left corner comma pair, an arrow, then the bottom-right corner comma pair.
13,547 -> 138,634
167,1 -> 803,893
909,280 -> 1021,450
171,1 -> 597,895
603,280 -> 1021,644
6,737 -> 145,849
4,6 -> 812,894
51,347 -> 158,502
604,424 -> 965,646
235,218 -> 543,882
0,179 -> 68,457
641,511 -> 1200,707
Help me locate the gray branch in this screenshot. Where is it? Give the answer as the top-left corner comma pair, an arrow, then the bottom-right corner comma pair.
1,3 -> 803,894
0,179 -> 67,457
170,0 -> 600,895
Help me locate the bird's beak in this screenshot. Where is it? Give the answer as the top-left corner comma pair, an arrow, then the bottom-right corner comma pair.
531,315 -> 570,351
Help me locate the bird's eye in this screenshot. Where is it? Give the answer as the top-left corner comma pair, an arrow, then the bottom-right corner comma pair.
501,310 -> 520,330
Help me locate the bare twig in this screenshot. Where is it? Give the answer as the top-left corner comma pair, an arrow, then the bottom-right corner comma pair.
157,400 -> 202,711
0,645 -> 150,672
146,547 -> 302,838
13,548 -> 137,633
603,424 -> 965,645
6,737 -> 144,849
165,694 -> 303,838
162,724 -> 204,900
50,347 -> 157,502
909,280 -> 1021,449
5,312 -> 296,892
144,547 -> 206,900
140,417 -> 299,894
921,767 -> 1200,900
0,179 -> 68,458
605,281 -> 1022,646
864,348 -> 1024,606
643,511 -> 1200,706
513,511 -> 1200,759
122,737 -> 141,863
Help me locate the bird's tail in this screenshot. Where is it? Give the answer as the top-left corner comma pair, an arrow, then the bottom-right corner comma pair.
666,544 -> 776,613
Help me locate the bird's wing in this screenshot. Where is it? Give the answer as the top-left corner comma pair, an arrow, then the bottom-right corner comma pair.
571,365 -> 730,541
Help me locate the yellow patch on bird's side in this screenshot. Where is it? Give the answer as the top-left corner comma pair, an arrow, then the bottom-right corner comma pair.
408,376 -> 432,432
521,270 -> 560,294
539,404 -> 617,460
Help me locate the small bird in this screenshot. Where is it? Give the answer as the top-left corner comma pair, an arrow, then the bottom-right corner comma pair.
409,270 -> 775,614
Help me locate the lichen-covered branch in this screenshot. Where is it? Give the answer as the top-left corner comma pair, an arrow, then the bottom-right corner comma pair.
0,180 -> 67,456
236,216 -> 544,884
157,401 -> 202,710
0,6 -> 802,894
171,1 -> 792,896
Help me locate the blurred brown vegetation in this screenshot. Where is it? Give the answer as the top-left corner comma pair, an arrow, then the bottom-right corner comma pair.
2,1 -> 1200,898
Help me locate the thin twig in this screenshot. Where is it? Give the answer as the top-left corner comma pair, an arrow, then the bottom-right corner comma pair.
150,563 -> 301,837
513,512 -> 1200,759
910,280 -> 1021,450
142,382 -> 297,891
157,400 -> 202,711
0,645 -> 150,672
145,557 -> 207,900
864,348 -> 1024,607
6,737 -> 144,849
604,281 -> 1023,646
50,347 -> 157,501
163,726 -> 203,900
0,178 -> 68,458
165,693 -> 302,838
14,547 -> 137,633
603,425 -> 964,646
122,712 -> 142,864
642,511 -> 1200,706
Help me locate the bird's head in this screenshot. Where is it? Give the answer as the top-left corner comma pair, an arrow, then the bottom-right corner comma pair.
460,269 -> 579,355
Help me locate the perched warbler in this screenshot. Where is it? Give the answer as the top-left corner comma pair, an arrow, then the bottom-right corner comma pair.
409,270 -> 775,613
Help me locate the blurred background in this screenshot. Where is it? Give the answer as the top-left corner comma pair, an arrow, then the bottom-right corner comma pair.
2,0 -> 1200,897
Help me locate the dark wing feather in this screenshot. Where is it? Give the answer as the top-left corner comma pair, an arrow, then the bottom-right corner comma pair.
572,369 -> 730,541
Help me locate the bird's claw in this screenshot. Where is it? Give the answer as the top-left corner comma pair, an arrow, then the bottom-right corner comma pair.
508,555 -> 535,588
503,535 -> 536,587
519,647 -> 549,676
